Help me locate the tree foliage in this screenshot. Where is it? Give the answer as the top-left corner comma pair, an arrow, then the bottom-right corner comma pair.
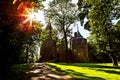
0,0 -> 45,65
0,0 -> 45,79
44,0 -> 78,54
78,0 -> 120,66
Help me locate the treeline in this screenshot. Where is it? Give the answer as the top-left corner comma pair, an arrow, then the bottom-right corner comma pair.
78,0 -> 120,66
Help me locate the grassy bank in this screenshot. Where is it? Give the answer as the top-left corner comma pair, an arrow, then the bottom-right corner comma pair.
8,64 -> 31,80
47,63 -> 120,80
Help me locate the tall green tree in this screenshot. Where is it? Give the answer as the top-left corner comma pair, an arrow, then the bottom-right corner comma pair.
78,0 -> 120,66
44,0 -> 78,55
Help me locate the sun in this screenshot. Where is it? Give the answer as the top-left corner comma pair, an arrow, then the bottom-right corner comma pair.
27,10 -> 42,22
28,12 -> 35,20
17,2 -> 41,31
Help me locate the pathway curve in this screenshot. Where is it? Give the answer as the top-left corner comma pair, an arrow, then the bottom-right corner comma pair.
22,63 -> 76,80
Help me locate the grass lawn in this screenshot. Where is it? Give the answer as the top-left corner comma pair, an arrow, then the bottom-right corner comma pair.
47,63 -> 120,80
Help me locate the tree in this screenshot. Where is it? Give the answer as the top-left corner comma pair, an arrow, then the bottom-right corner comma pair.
0,0 -> 19,79
0,0 -> 44,79
78,0 -> 120,66
44,0 -> 78,55
13,0 -> 45,63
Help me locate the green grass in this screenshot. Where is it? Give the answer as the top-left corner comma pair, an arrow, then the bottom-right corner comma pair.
47,63 -> 120,80
8,64 -> 30,80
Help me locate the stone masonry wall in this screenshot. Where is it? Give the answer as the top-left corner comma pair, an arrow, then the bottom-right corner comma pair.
40,37 -> 57,62
71,38 -> 89,62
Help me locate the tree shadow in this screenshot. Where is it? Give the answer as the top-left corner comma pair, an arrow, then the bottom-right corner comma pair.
22,63 -> 71,80
97,69 -> 120,75
66,69 -> 105,80
47,64 -> 66,74
47,64 -> 105,80
55,63 -> 120,69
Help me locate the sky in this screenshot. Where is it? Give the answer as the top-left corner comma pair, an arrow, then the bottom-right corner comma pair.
38,0 -> 90,38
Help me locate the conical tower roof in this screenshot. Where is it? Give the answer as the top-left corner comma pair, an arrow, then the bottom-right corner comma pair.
77,28 -> 83,38
46,19 -> 52,30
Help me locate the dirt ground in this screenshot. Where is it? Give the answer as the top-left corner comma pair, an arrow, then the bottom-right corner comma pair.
22,63 -> 77,80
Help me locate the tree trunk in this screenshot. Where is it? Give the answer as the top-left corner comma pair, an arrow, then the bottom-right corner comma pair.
64,29 -> 68,54
110,54 -> 118,66
62,25 -> 69,63
62,8 -> 69,62
64,30 -> 69,62
0,26 -> 10,80
25,47 -> 29,63
104,27 -> 118,66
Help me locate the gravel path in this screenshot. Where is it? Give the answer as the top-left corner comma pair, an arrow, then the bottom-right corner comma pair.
22,63 -> 76,80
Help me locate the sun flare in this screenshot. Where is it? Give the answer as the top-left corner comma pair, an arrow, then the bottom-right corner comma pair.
27,10 -> 42,22
28,12 -> 35,20
16,2 -> 41,31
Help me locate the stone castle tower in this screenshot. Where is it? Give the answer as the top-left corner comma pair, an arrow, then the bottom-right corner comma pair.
70,29 -> 89,62
40,22 -> 89,62
40,22 -> 57,62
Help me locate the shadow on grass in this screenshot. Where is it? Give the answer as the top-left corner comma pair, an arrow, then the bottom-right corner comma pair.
66,69 -> 105,80
47,64 -> 105,80
55,63 -> 120,75
56,63 -> 120,69
47,64 -> 66,73
97,69 -> 120,75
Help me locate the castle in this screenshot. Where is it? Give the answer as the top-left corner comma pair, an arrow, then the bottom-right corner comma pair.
40,23 -> 89,62
70,31 -> 89,62
40,22 -> 57,62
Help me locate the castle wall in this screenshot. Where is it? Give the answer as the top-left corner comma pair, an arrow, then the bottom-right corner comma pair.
40,37 -> 57,62
71,38 -> 89,62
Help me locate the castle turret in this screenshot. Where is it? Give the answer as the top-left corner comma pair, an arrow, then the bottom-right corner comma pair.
46,21 -> 52,31
77,29 -> 83,38
40,21 -> 57,62
71,29 -> 89,62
